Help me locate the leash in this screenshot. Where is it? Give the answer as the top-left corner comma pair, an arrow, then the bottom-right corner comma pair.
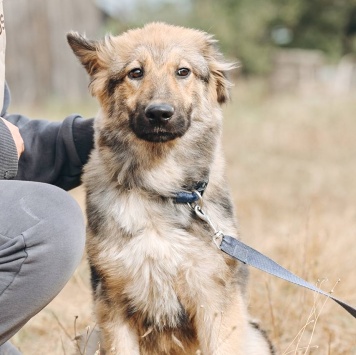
175,186 -> 356,319
219,234 -> 356,318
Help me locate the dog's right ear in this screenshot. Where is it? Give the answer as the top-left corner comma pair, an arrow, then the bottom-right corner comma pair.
67,32 -> 101,76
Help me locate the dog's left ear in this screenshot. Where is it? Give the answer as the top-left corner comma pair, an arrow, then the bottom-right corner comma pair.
205,38 -> 237,104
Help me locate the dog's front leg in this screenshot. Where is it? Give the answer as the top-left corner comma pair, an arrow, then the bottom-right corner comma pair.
95,301 -> 140,354
195,292 -> 250,355
99,321 -> 140,355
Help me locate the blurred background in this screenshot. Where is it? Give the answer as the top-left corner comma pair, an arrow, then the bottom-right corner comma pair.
4,0 -> 356,354
4,0 -> 356,105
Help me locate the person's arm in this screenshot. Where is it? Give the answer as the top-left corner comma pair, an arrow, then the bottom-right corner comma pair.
0,117 -> 19,179
5,113 -> 94,190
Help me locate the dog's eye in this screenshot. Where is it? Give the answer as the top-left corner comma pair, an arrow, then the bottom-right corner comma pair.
176,68 -> 191,77
128,68 -> 144,79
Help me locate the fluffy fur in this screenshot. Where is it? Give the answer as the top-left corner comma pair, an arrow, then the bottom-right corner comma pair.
67,22 -> 273,354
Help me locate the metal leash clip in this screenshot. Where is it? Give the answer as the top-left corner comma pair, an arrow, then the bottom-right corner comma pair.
188,191 -> 224,249
187,189 -> 203,210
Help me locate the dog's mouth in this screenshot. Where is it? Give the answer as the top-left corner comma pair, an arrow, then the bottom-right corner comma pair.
135,128 -> 180,143
129,103 -> 191,143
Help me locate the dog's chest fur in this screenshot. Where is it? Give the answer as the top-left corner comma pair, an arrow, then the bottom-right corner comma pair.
86,167 -> 236,333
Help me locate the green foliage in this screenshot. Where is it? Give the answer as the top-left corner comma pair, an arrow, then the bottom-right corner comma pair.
187,0 -> 276,74
272,0 -> 354,60
188,0 -> 356,73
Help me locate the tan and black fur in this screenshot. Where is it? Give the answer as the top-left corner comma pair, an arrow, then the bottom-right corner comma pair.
67,23 -> 274,354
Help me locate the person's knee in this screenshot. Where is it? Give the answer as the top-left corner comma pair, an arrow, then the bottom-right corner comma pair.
23,183 -> 86,281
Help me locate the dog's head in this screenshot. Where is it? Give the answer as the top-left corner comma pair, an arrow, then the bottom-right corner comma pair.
67,23 -> 235,144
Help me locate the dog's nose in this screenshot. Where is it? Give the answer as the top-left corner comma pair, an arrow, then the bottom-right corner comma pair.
145,104 -> 174,124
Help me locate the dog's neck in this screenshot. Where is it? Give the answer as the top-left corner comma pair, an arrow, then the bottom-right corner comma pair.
95,134 -> 221,200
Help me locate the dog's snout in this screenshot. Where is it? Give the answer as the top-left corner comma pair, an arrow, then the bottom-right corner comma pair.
145,104 -> 174,124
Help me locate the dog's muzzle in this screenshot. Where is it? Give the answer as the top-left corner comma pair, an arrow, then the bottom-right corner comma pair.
130,102 -> 190,143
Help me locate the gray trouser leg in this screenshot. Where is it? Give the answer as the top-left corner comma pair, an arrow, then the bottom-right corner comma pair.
0,341 -> 21,355
0,181 -> 85,352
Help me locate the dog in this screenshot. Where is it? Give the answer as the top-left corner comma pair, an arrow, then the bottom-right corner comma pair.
67,23 -> 274,355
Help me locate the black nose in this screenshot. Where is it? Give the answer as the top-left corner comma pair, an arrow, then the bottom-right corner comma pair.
145,104 -> 174,124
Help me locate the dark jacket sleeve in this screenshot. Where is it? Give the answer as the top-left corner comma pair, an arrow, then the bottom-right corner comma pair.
0,117 -> 18,179
4,113 -> 94,190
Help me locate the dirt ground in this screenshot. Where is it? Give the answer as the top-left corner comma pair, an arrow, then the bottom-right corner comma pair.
10,80 -> 356,354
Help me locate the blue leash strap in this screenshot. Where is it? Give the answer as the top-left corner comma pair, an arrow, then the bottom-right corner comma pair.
220,235 -> 356,319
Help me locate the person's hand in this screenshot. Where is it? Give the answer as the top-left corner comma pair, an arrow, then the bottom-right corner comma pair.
1,117 -> 24,158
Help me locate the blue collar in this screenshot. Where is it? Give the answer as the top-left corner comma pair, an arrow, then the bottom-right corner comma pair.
175,180 -> 208,204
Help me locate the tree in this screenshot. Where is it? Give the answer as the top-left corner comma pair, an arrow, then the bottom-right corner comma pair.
271,0 -> 356,61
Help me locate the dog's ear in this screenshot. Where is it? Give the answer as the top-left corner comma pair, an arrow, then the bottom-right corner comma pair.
210,60 -> 237,104
205,37 -> 238,104
67,32 -> 102,76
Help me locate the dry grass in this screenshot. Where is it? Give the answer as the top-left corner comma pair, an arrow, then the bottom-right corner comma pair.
10,79 -> 356,354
